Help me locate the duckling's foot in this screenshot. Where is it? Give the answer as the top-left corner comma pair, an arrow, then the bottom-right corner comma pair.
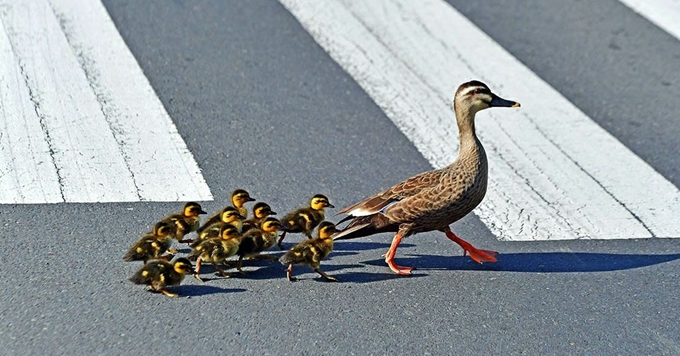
159,289 -> 179,298
315,268 -> 338,282
193,274 -> 204,282
444,230 -> 498,263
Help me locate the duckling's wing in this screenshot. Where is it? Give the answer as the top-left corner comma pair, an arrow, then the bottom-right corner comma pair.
338,167 -> 446,217
279,242 -> 313,265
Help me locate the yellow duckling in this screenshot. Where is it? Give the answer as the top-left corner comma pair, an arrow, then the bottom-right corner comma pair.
129,257 -> 196,298
123,221 -> 177,264
236,217 -> 284,273
192,206 -> 245,247
199,189 -> 254,232
231,189 -> 256,218
277,194 -> 334,249
241,202 -> 277,233
160,202 -> 207,243
280,221 -> 339,282
188,224 -> 242,280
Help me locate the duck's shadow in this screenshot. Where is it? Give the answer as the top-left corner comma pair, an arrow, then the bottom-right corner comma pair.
391,252 -> 680,273
332,241 -> 415,251
170,285 -> 246,297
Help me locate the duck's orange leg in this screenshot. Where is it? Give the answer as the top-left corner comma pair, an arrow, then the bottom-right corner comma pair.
443,229 -> 498,263
384,232 -> 414,275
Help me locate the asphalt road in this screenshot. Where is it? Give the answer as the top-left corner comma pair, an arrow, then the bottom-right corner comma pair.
1,0 -> 678,354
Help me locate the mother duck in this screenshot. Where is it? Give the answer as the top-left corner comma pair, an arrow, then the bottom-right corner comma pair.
333,80 -> 520,275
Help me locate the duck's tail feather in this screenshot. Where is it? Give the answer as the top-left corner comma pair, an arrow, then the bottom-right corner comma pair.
332,214 -> 397,240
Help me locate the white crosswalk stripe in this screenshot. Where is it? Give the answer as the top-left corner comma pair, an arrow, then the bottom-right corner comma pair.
279,0 -> 680,241
0,0 -> 212,203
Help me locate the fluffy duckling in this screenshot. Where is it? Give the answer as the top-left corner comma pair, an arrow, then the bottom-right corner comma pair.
129,257 -> 196,297
280,221 -> 340,282
236,217 -> 284,273
231,189 -> 256,218
199,189 -> 254,232
192,206 -> 245,246
160,202 -> 207,243
277,194 -> 334,249
123,221 -> 176,264
241,202 -> 277,233
188,224 -> 242,280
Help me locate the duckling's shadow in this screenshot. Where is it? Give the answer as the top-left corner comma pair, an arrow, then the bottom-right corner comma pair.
171,285 -> 246,297
397,252 -> 680,273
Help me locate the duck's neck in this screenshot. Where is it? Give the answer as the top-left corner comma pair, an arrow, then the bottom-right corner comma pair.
456,108 -> 480,154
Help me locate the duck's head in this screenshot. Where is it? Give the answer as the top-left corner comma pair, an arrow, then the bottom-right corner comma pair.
317,221 -> 340,239
183,202 -> 207,217
252,202 -> 277,219
310,194 -> 335,210
261,217 -> 283,233
220,206 -> 246,223
231,189 -> 256,208
219,224 -> 241,240
172,258 -> 196,275
454,80 -> 520,116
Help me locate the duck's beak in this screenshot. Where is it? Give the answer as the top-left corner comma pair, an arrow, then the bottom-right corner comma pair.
326,203 -> 335,208
248,197 -> 256,202
270,211 -> 277,215
199,209 -> 208,214
489,94 -> 520,108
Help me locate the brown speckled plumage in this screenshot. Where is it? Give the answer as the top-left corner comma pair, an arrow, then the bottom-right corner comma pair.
334,80 -> 520,275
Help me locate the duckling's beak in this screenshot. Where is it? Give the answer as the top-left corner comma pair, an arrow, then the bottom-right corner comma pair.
199,209 -> 207,214
247,197 -> 256,202
270,210 -> 277,215
489,94 -> 520,108
327,203 -> 335,209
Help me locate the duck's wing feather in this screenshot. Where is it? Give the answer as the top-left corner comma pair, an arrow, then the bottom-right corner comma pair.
337,167 -> 446,217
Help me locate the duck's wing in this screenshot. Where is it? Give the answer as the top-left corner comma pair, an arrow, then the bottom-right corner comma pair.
337,167 -> 446,217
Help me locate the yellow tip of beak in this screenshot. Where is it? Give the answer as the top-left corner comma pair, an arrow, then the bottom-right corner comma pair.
512,102 -> 521,108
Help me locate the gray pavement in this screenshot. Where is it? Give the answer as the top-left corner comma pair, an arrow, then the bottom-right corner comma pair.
0,0 -> 678,354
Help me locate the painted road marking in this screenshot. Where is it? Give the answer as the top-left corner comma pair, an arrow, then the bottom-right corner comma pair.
619,0 -> 680,41
279,0 -> 680,240
0,0 -> 212,203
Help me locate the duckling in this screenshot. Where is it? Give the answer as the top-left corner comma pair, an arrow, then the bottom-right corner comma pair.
188,224 -> 242,280
334,80 -> 519,275
241,202 -> 277,233
199,189 -> 255,232
123,221 -> 177,264
277,194 -> 334,249
160,202 -> 207,243
236,217 -> 284,273
192,206 -> 245,247
129,257 -> 196,297
280,221 -> 340,282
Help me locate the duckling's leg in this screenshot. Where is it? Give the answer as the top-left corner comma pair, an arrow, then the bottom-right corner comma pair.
314,268 -> 338,282
277,231 -> 287,250
384,232 -> 414,275
286,264 -> 298,282
443,228 -> 498,263
193,258 -> 204,282
213,263 -> 232,278
236,256 -> 248,274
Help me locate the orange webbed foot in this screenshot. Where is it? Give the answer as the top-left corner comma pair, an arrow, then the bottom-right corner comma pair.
445,230 -> 498,264
386,259 -> 414,275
